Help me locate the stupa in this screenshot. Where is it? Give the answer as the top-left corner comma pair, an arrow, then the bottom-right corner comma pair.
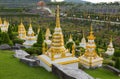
79,25 -> 103,69
23,22 -> 37,48
0,19 -> 9,32
79,31 -> 86,49
44,28 -> 52,46
105,36 -> 114,56
38,5 -> 79,71
18,20 -> 26,40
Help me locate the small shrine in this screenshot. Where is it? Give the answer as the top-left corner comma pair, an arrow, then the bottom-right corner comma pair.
18,20 -> 26,40
79,25 -> 103,69
23,23 -> 37,48
79,31 -> 86,49
105,36 -> 115,56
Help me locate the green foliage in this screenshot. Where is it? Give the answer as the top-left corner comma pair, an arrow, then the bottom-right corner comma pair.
66,42 -> 74,53
1,32 -> 13,46
75,40 -> 79,46
103,59 -> 115,66
84,68 -> 120,79
12,38 -> 24,44
8,25 -> 14,40
115,57 -> 120,70
114,50 -> 120,57
24,47 -> 42,55
33,29 -> 44,47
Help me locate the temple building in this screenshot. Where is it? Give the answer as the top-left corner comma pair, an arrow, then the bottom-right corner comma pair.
18,21 -> 26,40
23,23 -> 37,48
79,25 -> 103,69
29,0 -> 52,16
0,18 -> 9,32
44,28 -> 52,46
79,31 -> 86,49
38,5 -> 79,71
105,36 -> 114,56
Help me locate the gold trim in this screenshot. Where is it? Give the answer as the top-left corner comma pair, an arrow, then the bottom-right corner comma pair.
38,56 -> 52,67
58,59 -> 79,65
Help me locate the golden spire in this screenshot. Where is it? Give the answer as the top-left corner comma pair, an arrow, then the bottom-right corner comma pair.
37,27 -> 40,34
70,34 -> 72,40
0,17 -> 2,25
56,5 -> 60,28
72,44 -> 75,57
110,35 -> 112,42
45,28 -> 51,37
29,19 -> 32,28
42,42 -> 46,54
87,24 -> 95,40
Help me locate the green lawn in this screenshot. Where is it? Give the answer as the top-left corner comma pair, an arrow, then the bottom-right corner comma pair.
84,68 -> 120,79
0,50 -> 59,79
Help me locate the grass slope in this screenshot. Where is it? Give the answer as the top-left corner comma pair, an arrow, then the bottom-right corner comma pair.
0,50 -> 59,79
84,68 -> 120,79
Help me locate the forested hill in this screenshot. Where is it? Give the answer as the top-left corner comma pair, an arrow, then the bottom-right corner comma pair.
0,0 -> 51,8
0,0 -> 51,3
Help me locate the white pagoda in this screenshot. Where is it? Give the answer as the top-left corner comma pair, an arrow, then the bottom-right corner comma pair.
79,25 -> 103,69
44,28 -> 52,46
105,36 -> 115,56
0,18 -> 9,32
79,31 -> 86,49
23,23 -> 37,48
38,5 -> 79,71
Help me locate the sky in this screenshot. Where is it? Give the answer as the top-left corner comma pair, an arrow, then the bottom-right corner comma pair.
52,0 -> 120,3
84,0 -> 120,3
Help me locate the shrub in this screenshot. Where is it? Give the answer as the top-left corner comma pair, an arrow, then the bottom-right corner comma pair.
103,60 -> 115,66
24,47 -> 42,55
13,39 -> 24,44
114,50 -> 120,57
66,42 -> 74,53
115,57 -> 120,70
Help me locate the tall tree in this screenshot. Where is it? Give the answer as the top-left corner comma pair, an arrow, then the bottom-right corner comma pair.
8,25 -> 14,40
1,32 -> 13,46
33,29 -> 44,47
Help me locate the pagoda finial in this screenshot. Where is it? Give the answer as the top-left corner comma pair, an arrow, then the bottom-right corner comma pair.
0,17 -> 2,24
70,34 -> 72,40
29,18 -> 32,28
87,24 -> 95,40
42,42 -> 46,54
90,24 -> 93,34
72,44 -> 75,57
56,5 -> 60,28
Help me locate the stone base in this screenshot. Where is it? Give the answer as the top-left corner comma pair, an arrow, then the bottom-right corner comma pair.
105,51 -> 114,56
38,55 -> 79,72
23,40 -> 36,48
79,56 -> 103,69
